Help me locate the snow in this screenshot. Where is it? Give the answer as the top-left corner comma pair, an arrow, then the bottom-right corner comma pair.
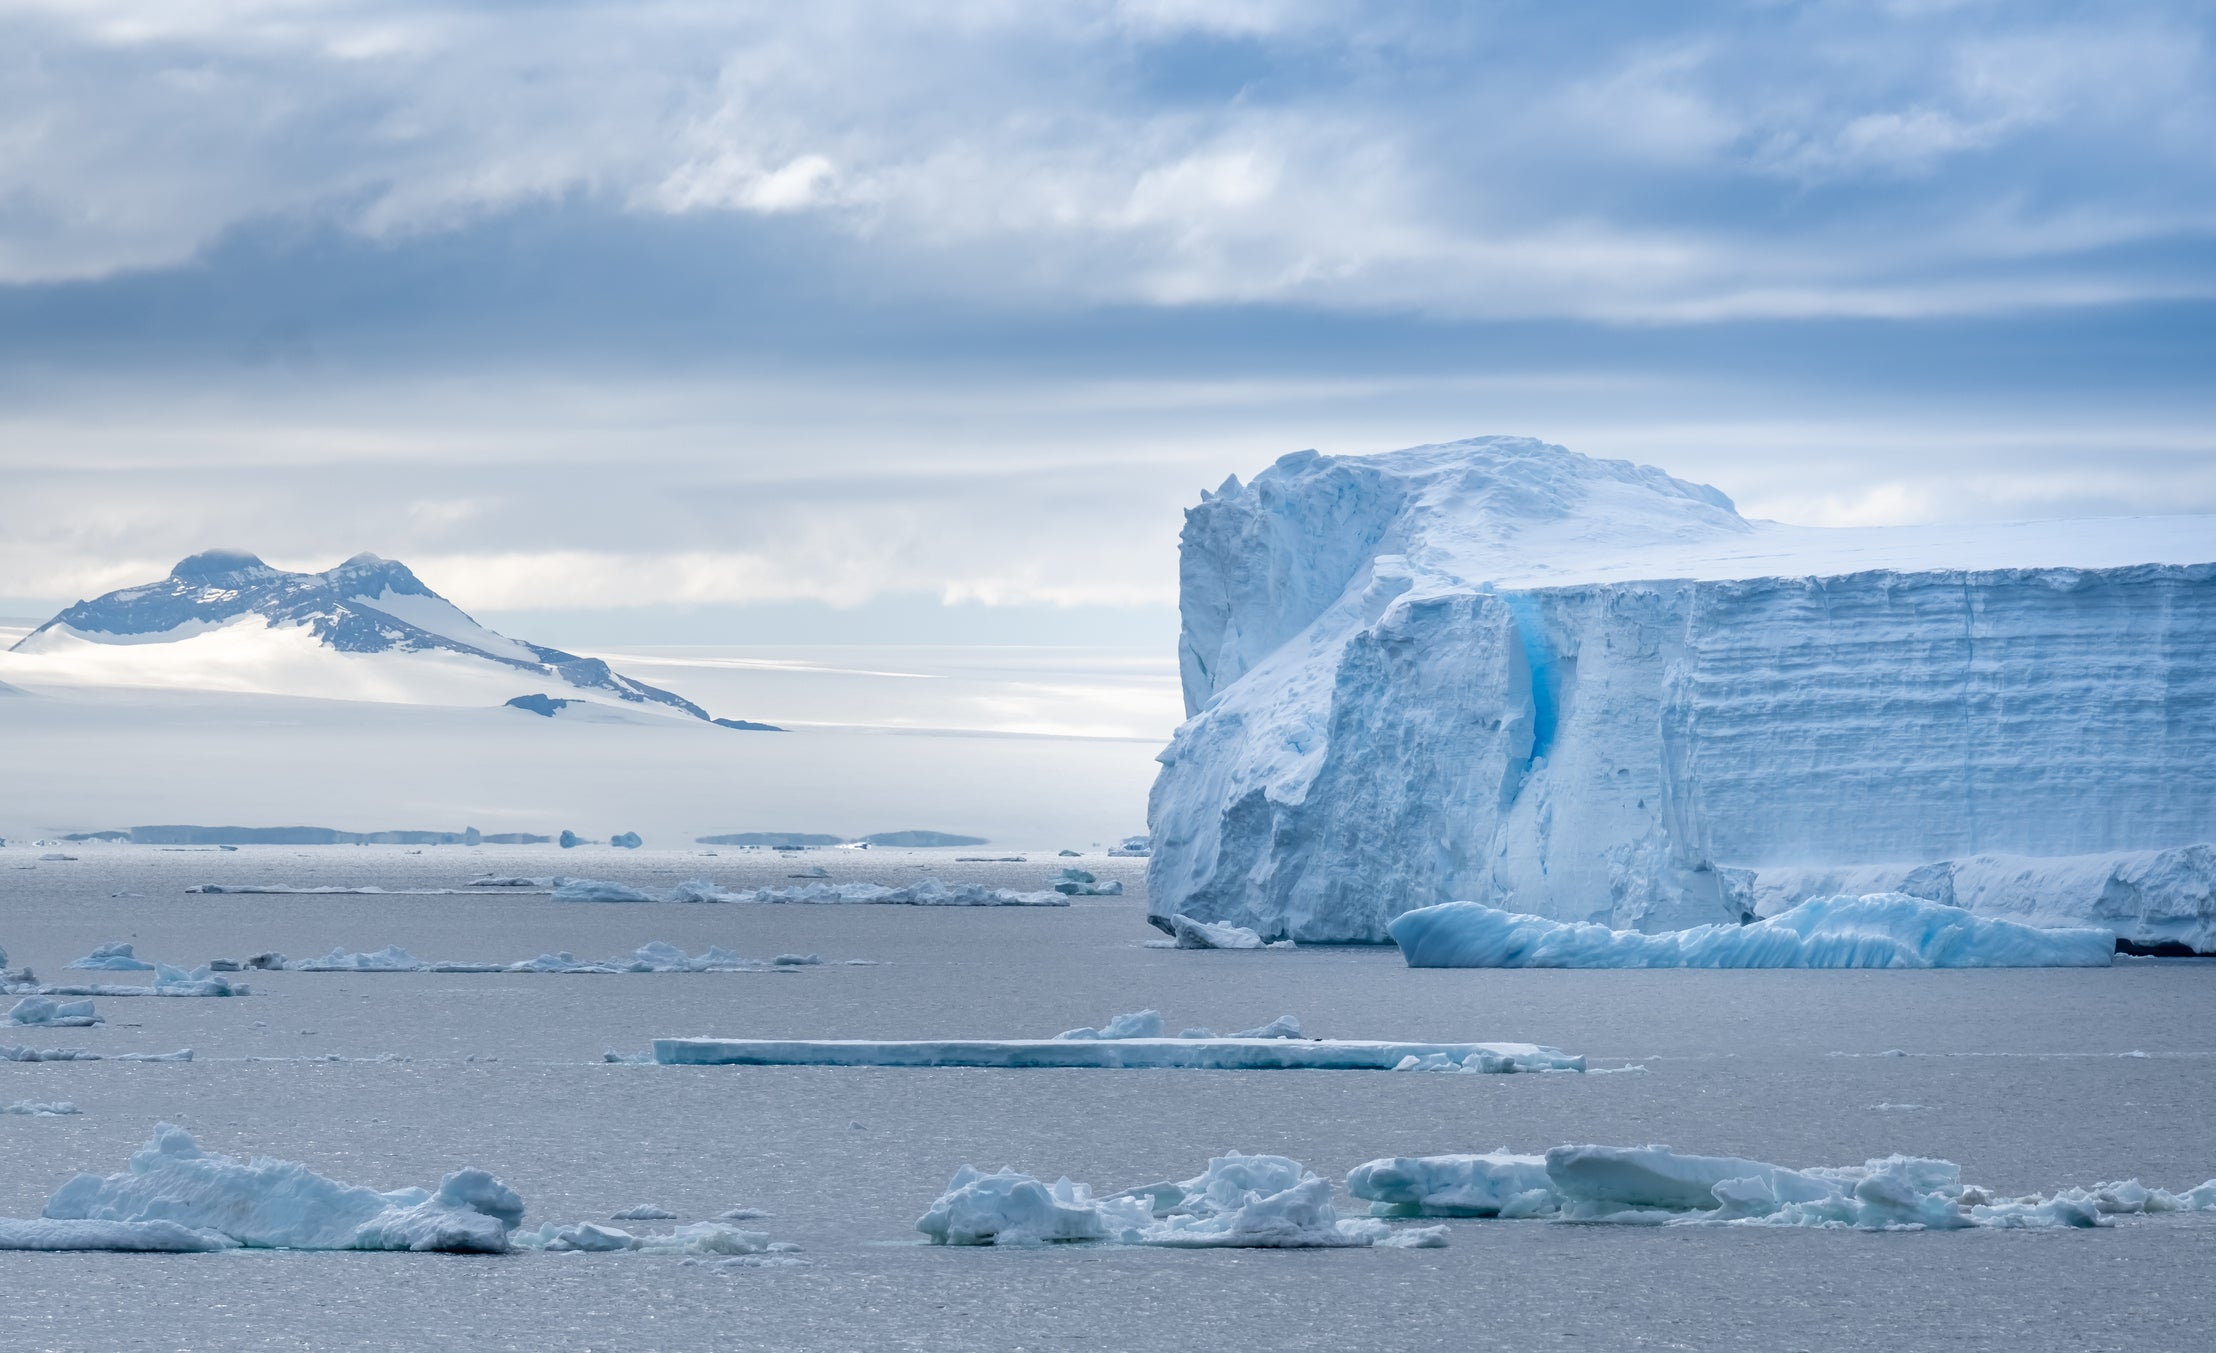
654,1037 -> 1583,1072
1389,894 -> 2117,969
1345,1143 -> 2216,1230
1149,436 -> 2216,946
7,996 -> 102,1027
66,942 -> 157,971
34,1123 -> 525,1252
917,1153 -> 1446,1249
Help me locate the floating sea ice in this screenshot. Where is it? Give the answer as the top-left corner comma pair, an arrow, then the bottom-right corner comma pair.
1055,1010 -> 1165,1041
0,1218 -> 237,1252
1390,894 -> 2118,970
1049,869 -> 1124,897
741,879 -> 1066,907
3,1101 -> 81,1116
1231,1015 -> 1305,1040
517,1222 -> 795,1256
772,954 -> 823,967
918,1153 -> 1446,1249
292,947 -> 431,972
31,1123 -> 524,1252
1169,914 -> 1266,949
2,1046 -> 100,1062
67,943 -> 157,972
665,878 -> 744,903
550,879 -> 659,904
610,1204 -> 678,1221
109,1050 -> 194,1063
656,1036 -> 1582,1072
7,997 -> 101,1027
1343,1144 -> 2216,1230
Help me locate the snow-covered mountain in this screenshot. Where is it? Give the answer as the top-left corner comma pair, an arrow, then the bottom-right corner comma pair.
5,550 -> 721,720
1148,437 -> 2216,950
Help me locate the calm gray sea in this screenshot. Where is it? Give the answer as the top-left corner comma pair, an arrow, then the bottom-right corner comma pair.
2,846 -> 2211,1352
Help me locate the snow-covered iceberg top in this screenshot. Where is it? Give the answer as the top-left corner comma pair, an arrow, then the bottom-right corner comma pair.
917,1152 -> 1445,1249
1345,1144 -> 2216,1230
67,942 -> 156,971
653,1036 -> 1581,1073
6,996 -> 102,1027
1389,894 -> 2115,969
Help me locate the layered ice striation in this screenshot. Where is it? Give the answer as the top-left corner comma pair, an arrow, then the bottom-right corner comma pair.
1390,894 -> 2117,968
1346,1144 -> 2216,1230
1149,437 -> 2216,946
917,1152 -> 1446,1249
24,1122 -> 524,1252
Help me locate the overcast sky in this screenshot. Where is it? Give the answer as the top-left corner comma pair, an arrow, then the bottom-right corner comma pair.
3,0 -> 2211,639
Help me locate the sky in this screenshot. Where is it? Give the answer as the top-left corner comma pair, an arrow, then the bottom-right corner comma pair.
3,0 -> 2212,642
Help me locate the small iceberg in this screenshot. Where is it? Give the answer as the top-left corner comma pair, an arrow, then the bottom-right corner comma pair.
1345,1145 -> 2216,1230
550,879 -> 659,904
654,878 -> 1067,907
67,943 -> 157,972
1168,914 -> 1266,950
1390,894 -> 2118,969
19,1123 -> 524,1252
1049,869 -> 1124,897
6,997 -> 102,1028
515,1221 -> 796,1256
3,1101 -> 81,1116
917,1152 -> 1445,1249
286,943 -> 767,974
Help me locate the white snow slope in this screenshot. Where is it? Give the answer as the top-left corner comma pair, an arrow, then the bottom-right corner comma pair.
1148,437 -> 2216,946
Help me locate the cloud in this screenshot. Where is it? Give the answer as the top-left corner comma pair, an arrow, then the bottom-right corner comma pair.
0,2 -> 2208,320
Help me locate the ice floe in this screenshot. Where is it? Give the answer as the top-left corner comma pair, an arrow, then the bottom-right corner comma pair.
516,1221 -> 797,1256
283,942 -> 790,974
917,1152 -> 1446,1249
609,1204 -> 678,1221
1049,869 -> 1124,896
23,1123 -> 524,1252
67,942 -> 156,972
26,964 -> 249,998
655,1035 -> 1581,1072
7,996 -> 102,1027
651,878 -> 1066,907
1345,1144 -> 2216,1229
185,884 -> 516,896
1390,894 -> 2117,969
3,1100 -> 81,1116
1166,914 -> 1268,949
1055,1009 -> 1164,1040
550,879 -> 660,903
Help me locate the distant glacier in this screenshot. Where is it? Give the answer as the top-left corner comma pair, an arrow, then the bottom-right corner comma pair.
1146,437 -> 2216,951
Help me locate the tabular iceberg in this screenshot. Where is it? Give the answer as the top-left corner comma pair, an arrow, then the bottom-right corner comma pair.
1345,1144 -> 2216,1230
654,1035 -> 1580,1072
1389,894 -> 2117,969
1148,437 -> 2216,946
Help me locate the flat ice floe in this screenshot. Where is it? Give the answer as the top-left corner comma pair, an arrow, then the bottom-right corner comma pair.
27,964 -> 251,998
582,877 -> 1069,907
654,1036 -> 1582,1072
1346,1145 -> 2216,1229
186,884 -> 534,896
1390,894 -> 2116,969
285,942 -> 766,974
3,1100 -> 81,1115
6,996 -> 102,1027
918,1152 -> 1446,1249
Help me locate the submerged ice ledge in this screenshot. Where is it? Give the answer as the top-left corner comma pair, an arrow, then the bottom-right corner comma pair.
1390,894 -> 2115,969
653,1037 -> 1582,1072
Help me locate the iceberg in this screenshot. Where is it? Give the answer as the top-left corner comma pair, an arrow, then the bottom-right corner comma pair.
515,1221 -> 788,1255
0,1218 -> 237,1252
1169,914 -> 1266,949
1055,1009 -> 1164,1040
67,942 -> 157,972
1344,1144 -> 2216,1230
644,878 -> 1067,907
654,1036 -> 1581,1072
7,996 -> 102,1027
286,943 -> 761,973
1149,437 -> 2216,947
33,1122 -> 524,1252
3,1100 -> 81,1116
918,1152 -> 1446,1249
550,878 -> 658,903
1390,894 -> 2117,969
1049,869 -> 1124,897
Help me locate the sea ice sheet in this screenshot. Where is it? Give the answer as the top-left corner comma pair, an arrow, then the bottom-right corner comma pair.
654,1037 -> 1581,1072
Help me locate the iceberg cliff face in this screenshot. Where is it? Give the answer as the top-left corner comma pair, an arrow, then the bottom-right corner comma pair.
1147,437 -> 2216,947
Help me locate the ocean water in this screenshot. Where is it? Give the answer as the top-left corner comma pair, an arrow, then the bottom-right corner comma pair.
3,846 -> 2212,1352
